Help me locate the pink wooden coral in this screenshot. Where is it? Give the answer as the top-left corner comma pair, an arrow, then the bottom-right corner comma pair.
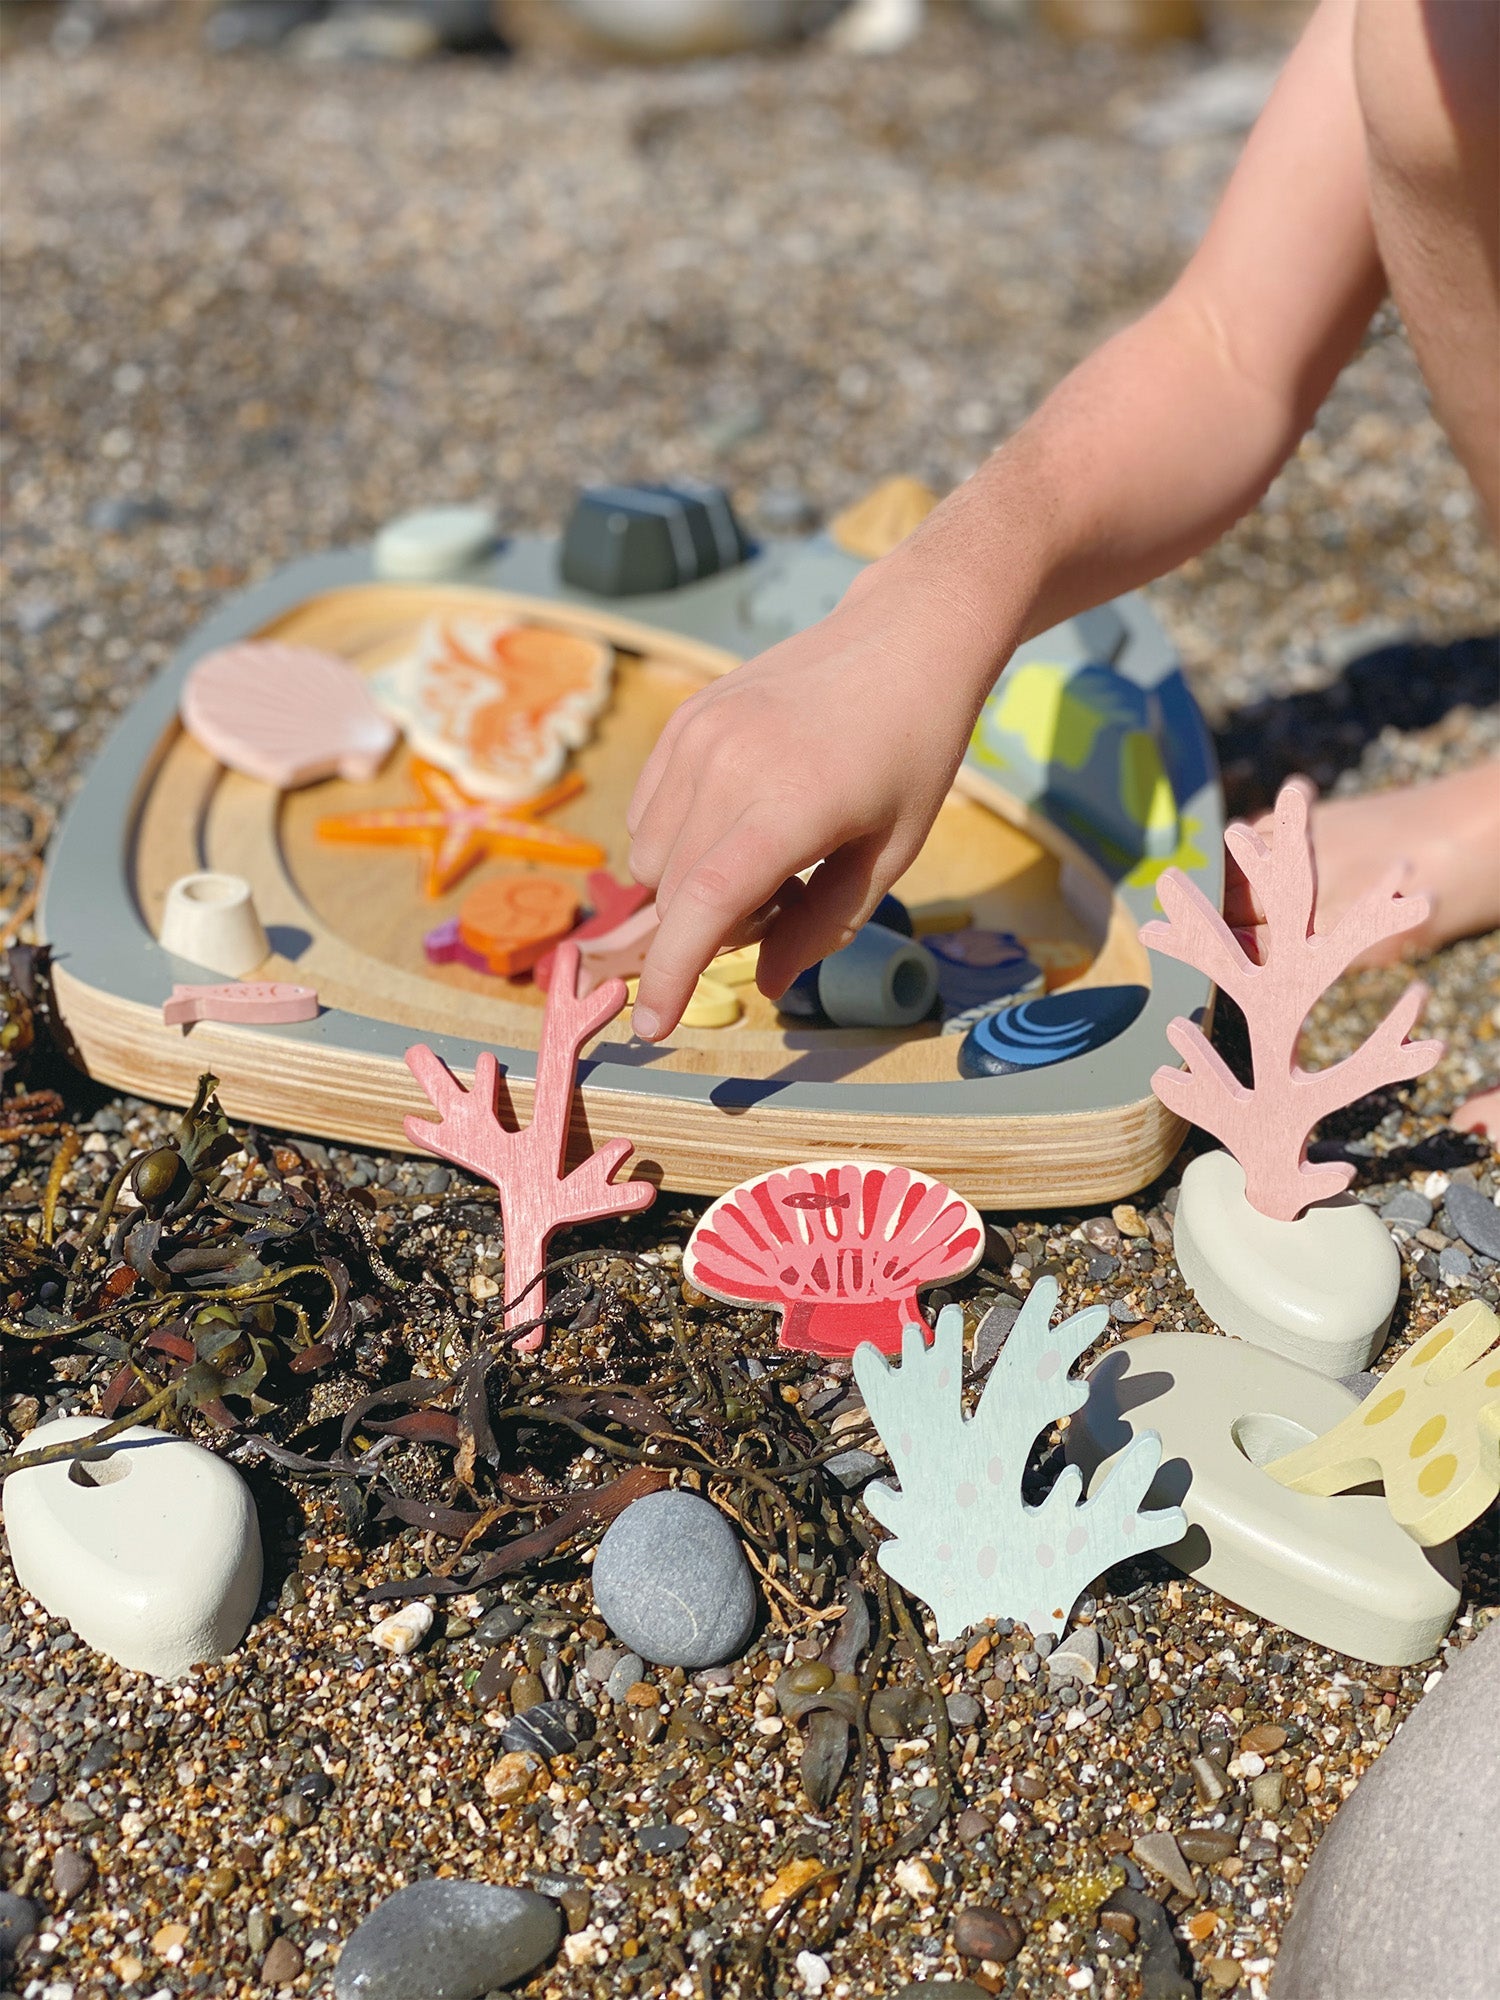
404,941 -> 655,1350
1139,781 -> 1443,1222
682,1161 -> 983,1358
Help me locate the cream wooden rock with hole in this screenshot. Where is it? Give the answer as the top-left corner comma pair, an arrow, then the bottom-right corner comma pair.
1066,1333 -> 1460,1665
2,1417 -> 263,1679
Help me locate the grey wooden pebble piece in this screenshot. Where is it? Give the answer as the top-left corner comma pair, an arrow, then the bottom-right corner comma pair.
331,1880 -> 561,2000
591,1488 -> 757,1668
1274,1622 -> 1500,2000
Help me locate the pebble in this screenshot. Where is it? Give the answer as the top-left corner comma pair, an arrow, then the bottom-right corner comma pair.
1380,1189 -> 1434,1227
1443,1183 -> 1500,1261
500,1699 -> 592,1762
0,1891 -> 40,1958
370,1602 -> 433,1657
261,1937 -> 305,1984
591,1489 -> 757,1668
822,1448 -> 885,1489
972,1297 -> 1021,1371
510,1669 -> 546,1712
636,1822 -> 690,1854
483,1752 -> 541,1805
954,1808 -> 994,1845
1178,1828 -> 1238,1866
331,1880 -> 562,2000
1046,1625 -> 1100,1687
1131,1830 -> 1198,1901
51,1847 -> 94,1903
952,1903 -> 1024,1962
473,1604 -> 528,1648
945,1691 -> 981,1727
1251,1771 -> 1285,1815
604,1653 -> 647,1704
1241,1722 -> 1287,1755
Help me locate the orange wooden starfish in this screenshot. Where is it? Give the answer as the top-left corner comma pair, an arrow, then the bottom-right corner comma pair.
317,760 -> 605,897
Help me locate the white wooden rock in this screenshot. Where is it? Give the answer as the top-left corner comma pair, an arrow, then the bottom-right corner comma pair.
1065,1333 -> 1459,1666
2,1417 -> 263,1679
1172,1149 -> 1399,1376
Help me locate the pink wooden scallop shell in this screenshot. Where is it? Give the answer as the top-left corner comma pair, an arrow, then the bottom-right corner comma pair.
683,1160 -> 984,1358
180,642 -> 398,789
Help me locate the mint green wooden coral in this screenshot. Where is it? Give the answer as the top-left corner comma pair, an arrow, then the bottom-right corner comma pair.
853,1279 -> 1185,1640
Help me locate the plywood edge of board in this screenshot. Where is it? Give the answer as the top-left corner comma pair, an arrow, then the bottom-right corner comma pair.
50,963 -> 1187,1205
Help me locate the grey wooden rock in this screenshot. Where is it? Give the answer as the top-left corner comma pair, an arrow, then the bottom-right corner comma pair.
591,1488 -> 757,1668
1273,1620 -> 1500,2000
1443,1182 -> 1500,1262
332,1880 -> 561,2000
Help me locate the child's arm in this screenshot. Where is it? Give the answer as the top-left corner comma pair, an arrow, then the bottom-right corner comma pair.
626,0 -> 1384,1041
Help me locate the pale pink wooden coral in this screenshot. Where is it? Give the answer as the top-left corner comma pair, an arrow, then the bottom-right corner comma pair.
1139,782 -> 1443,1222
404,941 -> 655,1349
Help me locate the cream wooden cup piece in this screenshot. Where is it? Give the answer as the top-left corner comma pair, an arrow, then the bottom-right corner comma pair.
159,871 -> 270,978
817,923 -> 939,1029
2,1416 -> 263,1679
1173,1149 -> 1399,1377
1066,1331 -> 1460,1666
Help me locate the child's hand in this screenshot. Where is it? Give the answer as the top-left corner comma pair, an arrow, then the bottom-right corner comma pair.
625,552 -> 1004,1040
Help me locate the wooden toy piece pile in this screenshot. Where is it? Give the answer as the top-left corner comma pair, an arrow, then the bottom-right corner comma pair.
175,612 -> 1124,1051
646,779 -> 1491,1672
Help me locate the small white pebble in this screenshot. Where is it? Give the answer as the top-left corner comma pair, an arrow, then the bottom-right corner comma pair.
1233,1752 -> 1267,1778
371,1601 -> 433,1657
893,1858 -> 937,1901
1067,1973 -> 1096,1992
795,1951 -> 832,1994
1423,1668 -> 1443,1694
752,1715 -> 783,1737
1422,1171 -> 1450,1201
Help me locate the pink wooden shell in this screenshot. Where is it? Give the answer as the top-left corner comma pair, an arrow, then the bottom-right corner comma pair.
180,642 -> 398,789
683,1161 -> 984,1358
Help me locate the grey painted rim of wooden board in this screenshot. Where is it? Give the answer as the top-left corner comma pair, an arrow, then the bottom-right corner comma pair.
40,533 -> 1222,1123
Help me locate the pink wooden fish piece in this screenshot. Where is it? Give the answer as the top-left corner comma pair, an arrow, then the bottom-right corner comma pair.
163,982 -> 319,1026
575,902 -> 660,995
180,641 -> 397,789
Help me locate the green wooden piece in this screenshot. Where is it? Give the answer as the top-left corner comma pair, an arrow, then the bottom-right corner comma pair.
852,1280 -> 1185,1641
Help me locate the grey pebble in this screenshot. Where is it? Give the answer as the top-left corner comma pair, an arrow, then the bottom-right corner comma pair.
51,1847 -> 94,1902
0,1891 -> 40,1958
500,1699 -> 591,1762
605,1653 -> 646,1704
945,1692 -> 981,1728
473,1605 -> 528,1649
421,1165 -> 453,1195
972,1298 -> 1020,1372
635,1822 -> 690,1855
1442,1183 -> 1500,1261
1380,1188 -> 1433,1227
332,1880 -> 562,2000
591,1489 -> 757,1669
1438,1246 -> 1473,1282
822,1448 -> 885,1490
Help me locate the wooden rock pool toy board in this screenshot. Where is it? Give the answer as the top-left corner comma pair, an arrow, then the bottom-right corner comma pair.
40,504 -> 1223,1205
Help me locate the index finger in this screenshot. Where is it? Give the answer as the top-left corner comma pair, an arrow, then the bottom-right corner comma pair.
631,822 -> 806,1041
